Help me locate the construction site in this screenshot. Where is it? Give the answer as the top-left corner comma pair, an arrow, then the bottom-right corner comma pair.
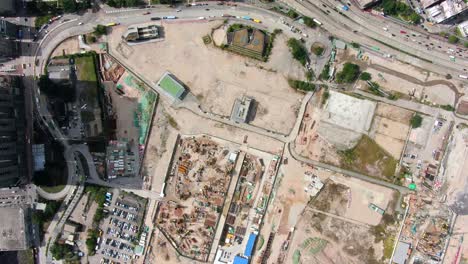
155,136 -> 238,261
100,54 -> 157,182
215,150 -> 281,264
395,194 -> 454,264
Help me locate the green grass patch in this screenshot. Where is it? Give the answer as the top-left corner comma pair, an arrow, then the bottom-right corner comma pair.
160,75 -> 185,98
40,185 -> 65,193
339,135 -> 397,181
292,250 -> 301,264
383,236 -> 395,260
256,235 -> 265,250
75,55 -> 97,82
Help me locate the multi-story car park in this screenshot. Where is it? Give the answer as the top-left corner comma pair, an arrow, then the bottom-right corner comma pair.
93,189 -> 146,263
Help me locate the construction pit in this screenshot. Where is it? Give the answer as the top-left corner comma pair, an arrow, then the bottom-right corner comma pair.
107,20 -> 305,135
294,90 -> 404,182
154,135 -> 283,263
155,136 -> 237,261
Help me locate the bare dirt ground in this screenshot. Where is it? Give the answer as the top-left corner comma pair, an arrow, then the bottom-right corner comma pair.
369,103 -> 412,159
331,175 -> 394,226
50,37 -> 80,58
147,231 -> 195,264
444,126 -> 468,210
107,21 -> 304,134
212,27 -> 226,46
294,90 -> 342,165
252,150 -> 325,264
284,209 -> 381,264
443,215 -> 468,264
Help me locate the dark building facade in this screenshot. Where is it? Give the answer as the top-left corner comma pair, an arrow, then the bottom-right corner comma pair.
0,76 -> 28,187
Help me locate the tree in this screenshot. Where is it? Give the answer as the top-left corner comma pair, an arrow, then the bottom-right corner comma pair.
336,62 -> 360,83
464,41 -> 468,48
287,38 -> 309,66
287,9 -> 298,19
50,243 -> 73,260
410,114 -> 422,128
94,25 -> 107,36
448,35 -> 459,44
62,0 -> 77,13
360,72 -> 372,81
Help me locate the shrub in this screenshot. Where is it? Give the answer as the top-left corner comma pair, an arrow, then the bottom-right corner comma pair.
336,62 -> 360,83
305,70 -> 315,81
448,35 -> 459,44
360,72 -> 372,81
410,114 -> 422,128
312,45 -> 324,56
287,38 -> 309,66
351,42 -> 360,48
319,63 -> 330,80
94,25 -> 107,36
321,90 -> 330,106
440,104 -> 454,111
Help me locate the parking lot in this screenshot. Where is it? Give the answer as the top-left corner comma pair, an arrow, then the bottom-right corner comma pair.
92,189 -> 146,264
61,103 -> 87,140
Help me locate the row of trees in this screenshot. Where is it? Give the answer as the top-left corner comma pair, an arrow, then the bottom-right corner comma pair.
288,79 -> 316,91
106,0 -> 143,8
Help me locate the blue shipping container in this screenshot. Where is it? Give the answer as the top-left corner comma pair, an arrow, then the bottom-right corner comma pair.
244,233 -> 257,257
233,256 -> 249,264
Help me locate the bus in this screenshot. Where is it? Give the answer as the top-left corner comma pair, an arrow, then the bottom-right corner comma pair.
106,22 -> 119,27
253,19 -> 262,23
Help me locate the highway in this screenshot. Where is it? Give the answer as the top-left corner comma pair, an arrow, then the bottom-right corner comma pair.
285,0 -> 467,78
